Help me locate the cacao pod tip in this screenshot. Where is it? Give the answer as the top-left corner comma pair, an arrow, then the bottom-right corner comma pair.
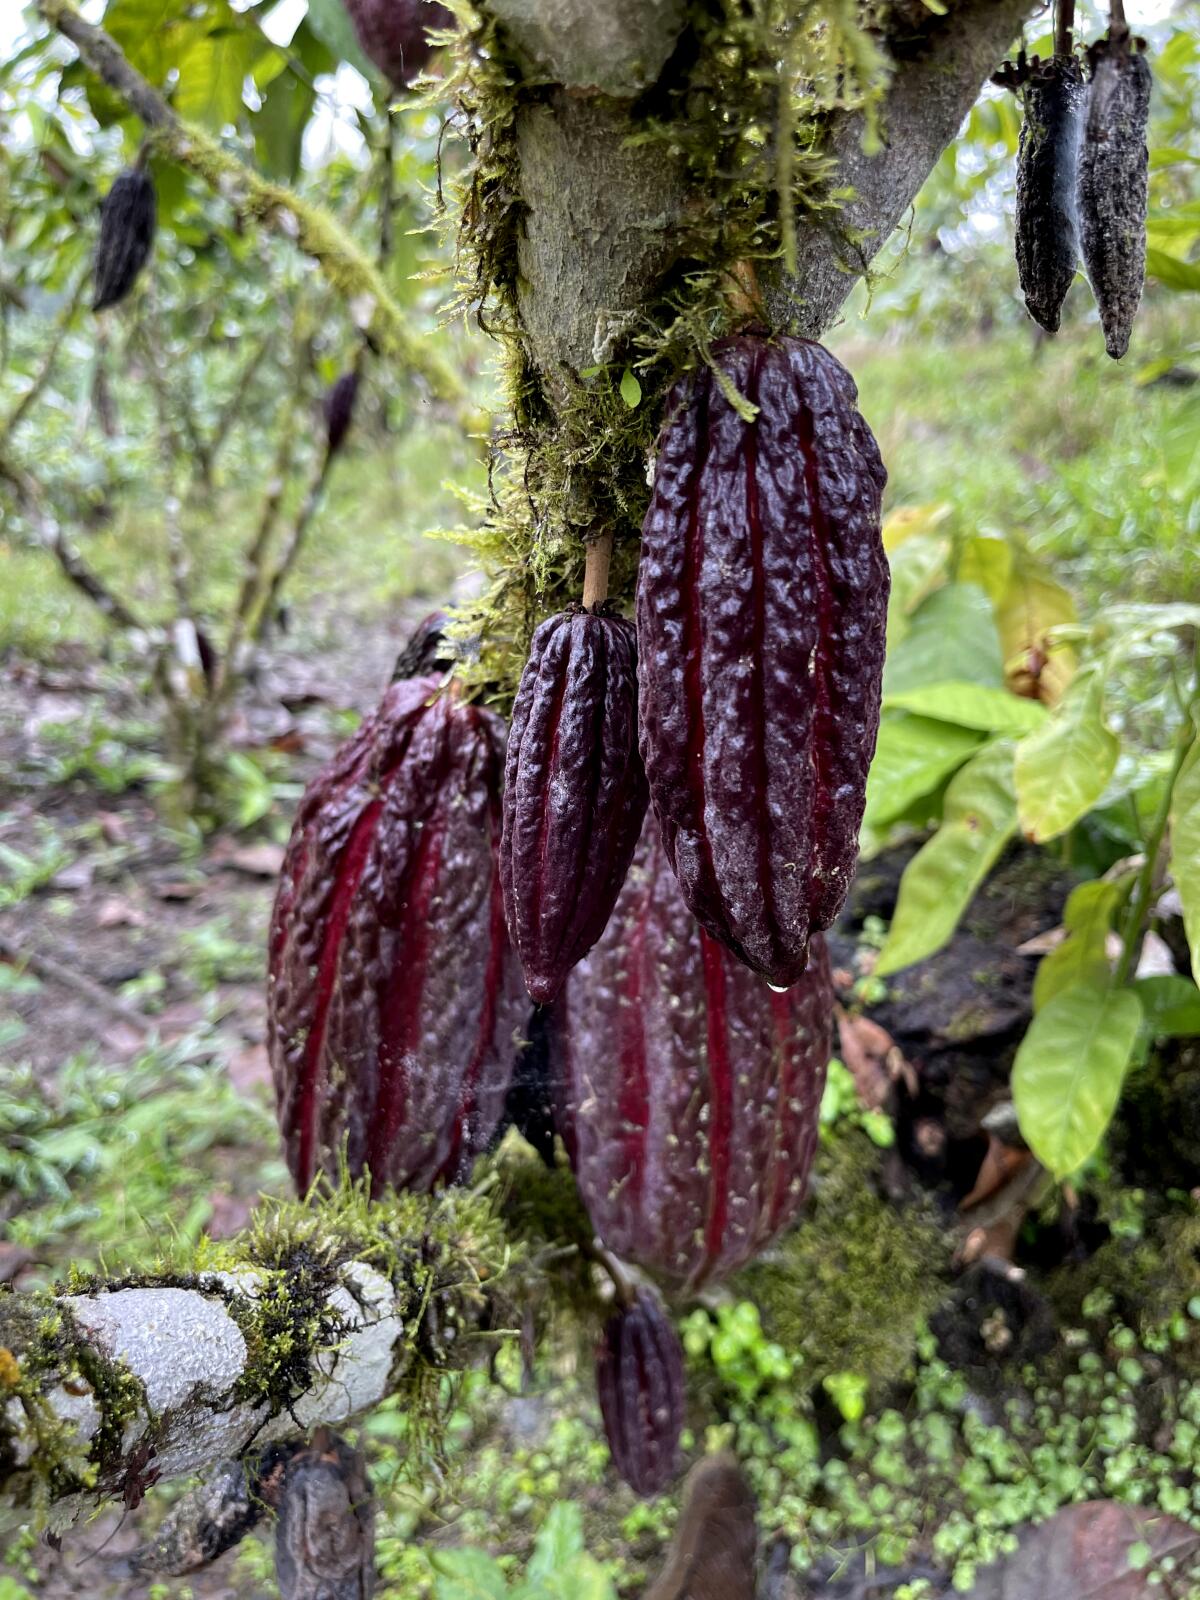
596,1289 -> 685,1499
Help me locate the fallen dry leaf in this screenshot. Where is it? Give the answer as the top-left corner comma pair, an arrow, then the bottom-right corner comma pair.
960,1133 -> 1032,1212
971,1501 -> 1200,1599
226,842 -> 285,879
96,896 -> 147,930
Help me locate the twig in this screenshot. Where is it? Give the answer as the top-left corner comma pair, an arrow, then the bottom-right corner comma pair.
137,319 -> 194,618
0,930 -> 153,1035
209,343 -> 312,705
37,0 -> 465,405
1055,0 -> 1075,58
0,450 -> 149,634
1110,0 -> 1127,32
0,274 -> 86,447
249,448 -> 334,645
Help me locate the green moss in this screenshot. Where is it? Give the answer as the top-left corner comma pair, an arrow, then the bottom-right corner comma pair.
741,1132 -> 950,1389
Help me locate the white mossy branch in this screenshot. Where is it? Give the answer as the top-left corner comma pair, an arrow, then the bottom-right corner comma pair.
0,1182 -> 524,1531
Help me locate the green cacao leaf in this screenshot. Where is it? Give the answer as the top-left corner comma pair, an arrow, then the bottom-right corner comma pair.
1147,247 -> 1200,292
1014,671 -> 1118,842
526,1504 -> 586,1586
883,583 -> 1004,697
864,712 -> 982,832
1032,880 -> 1121,1012
884,681 -> 1047,735
1012,983 -> 1143,1178
1134,974 -> 1200,1038
432,1548 -> 510,1600
875,739 -> 1018,977
1170,739 -> 1200,985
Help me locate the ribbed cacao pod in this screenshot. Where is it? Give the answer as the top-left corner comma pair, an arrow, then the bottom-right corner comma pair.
341,0 -> 454,88
93,169 -> 156,313
637,334 -> 887,989
501,608 -> 648,1005
550,814 -> 833,1291
1078,33 -> 1152,360
1015,56 -> 1085,333
324,371 -> 359,456
268,675 -> 526,1195
595,1289 -> 686,1498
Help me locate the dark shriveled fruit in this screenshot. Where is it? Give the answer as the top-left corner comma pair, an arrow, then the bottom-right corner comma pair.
595,1290 -> 686,1498
324,371 -> 359,456
341,0 -> 454,88
550,814 -> 833,1292
1015,56 -> 1086,333
93,169 -> 156,312
501,608 -> 648,1004
268,675 -> 526,1195
637,334 -> 888,989
1078,33 -> 1152,361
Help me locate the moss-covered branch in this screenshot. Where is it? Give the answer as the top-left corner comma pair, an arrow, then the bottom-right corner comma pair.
36,0 -> 464,406
0,1181 -> 521,1531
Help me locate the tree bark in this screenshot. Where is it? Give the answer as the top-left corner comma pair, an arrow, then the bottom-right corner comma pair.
497,0 -> 1037,384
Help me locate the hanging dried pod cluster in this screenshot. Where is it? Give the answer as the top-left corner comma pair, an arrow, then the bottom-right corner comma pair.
1003,5 -> 1152,357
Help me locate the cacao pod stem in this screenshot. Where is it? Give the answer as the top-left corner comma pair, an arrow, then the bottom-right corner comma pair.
582,532 -> 613,610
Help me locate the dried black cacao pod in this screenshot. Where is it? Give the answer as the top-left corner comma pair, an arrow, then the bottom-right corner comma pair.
390,610 -> 456,682
497,1007 -> 558,1167
595,1289 -> 686,1498
1015,56 -> 1086,333
324,371 -> 359,456
93,168 -> 156,312
550,813 -> 833,1291
637,334 -> 888,988
268,675 -> 527,1195
1078,33 -> 1152,360
340,0 -> 454,88
501,608 -> 648,1005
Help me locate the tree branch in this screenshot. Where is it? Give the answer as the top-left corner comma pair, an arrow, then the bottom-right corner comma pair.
0,449 -> 151,635
764,0 -> 1039,336
37,0 -> 465,407
0,1181 -> 520,1530
500,0 -> 1038,380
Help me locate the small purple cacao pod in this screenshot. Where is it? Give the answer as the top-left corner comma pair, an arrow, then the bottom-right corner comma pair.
268,676 -> 527,1195
340,0 -> 454,88
1015,55 -> 1086,333
501,608 -> 648,1005
93,169 -> 156,312
324,370 -> 359,456
637,334 -> 888,989
550,813 -> 833,1292
1078,34 -> 1152,360
595,1289 -> 686,1498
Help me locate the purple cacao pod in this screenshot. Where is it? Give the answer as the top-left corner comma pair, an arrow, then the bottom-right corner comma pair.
501,608 -> 648,1004
550,814 -> 833,1292
595,1289 -> 686,1498
637,334 -> 888,989
268,676 -> 527,1195
324,370 -> 359,456
93,169 -> 156,312
340,0 -> 454,88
